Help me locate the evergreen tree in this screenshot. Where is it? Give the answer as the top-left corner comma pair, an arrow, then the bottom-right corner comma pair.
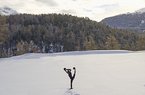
105,36 -> 120,49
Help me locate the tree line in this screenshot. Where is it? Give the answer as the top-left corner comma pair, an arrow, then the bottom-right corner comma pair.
0,14 -> 145,57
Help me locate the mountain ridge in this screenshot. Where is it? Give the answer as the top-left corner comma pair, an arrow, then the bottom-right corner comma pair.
135,8 -> 145,14
0,6 -> 18,15
101,8 -> 145,32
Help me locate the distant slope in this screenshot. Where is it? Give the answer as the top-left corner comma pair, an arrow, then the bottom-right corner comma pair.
136,8 -> 145,13
101,8 -> 145,32
0,6 -> 18,15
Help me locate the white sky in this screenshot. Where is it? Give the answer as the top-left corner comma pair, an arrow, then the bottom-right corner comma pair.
0,0 -> 145,21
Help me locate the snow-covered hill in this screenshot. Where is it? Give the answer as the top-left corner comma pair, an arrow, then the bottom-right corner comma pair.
101,7 -> 145,32
0,7 -> 18,15
135,8 -> 145,14
0,50 -> 145,95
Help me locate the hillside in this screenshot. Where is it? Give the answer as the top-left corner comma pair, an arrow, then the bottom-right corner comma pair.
101,8 -> 145,32
0,7 -> 18,15
0,50 -> 145,95
0,14 -> 145,58
136,8 -> 145,13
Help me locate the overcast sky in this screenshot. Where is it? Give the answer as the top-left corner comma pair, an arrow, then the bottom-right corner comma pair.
0,0 -> 145,21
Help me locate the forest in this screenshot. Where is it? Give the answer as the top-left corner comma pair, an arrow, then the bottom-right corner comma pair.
0,14 -> 145,57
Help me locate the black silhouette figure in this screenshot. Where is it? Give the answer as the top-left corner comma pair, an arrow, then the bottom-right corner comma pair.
64,67 -> 76,89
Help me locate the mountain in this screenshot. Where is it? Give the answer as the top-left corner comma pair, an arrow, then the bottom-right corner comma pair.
101,8 -> 145,32
0,7 -> 18,15
135,8 -> 145,13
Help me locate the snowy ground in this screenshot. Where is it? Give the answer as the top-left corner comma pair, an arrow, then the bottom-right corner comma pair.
0,50 -> 145,95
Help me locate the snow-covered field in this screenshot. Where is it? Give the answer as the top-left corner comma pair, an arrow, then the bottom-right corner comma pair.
0,50 -> 145,95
